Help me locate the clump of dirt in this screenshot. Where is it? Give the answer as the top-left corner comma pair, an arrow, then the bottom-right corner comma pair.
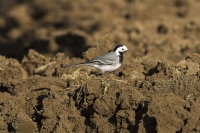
1,39 -> 200,132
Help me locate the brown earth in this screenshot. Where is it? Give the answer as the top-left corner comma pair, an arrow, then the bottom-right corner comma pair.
1,0 -> 200,133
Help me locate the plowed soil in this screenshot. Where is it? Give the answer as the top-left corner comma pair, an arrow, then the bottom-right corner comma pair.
1,0 -> 200,133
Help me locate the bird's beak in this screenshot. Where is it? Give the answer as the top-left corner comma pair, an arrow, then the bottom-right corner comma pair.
126,50 -> 131,52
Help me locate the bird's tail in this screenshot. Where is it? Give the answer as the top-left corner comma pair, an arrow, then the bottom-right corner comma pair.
60,62 -> 89,68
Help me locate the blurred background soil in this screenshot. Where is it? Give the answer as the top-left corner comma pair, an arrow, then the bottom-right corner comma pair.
1,0 -> 200,132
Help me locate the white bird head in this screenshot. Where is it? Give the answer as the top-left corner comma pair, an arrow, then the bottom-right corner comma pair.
113,44 -> 129,55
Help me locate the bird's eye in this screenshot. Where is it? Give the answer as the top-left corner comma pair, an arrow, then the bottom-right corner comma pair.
122,48 -> 124,50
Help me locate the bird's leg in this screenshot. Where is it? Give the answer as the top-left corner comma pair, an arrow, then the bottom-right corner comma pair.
101,73 -> 110,83
100,75 -> 111,94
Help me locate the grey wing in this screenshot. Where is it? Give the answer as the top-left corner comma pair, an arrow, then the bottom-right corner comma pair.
89,52 -> 117,65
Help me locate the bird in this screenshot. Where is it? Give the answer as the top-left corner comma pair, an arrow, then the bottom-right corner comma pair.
61,44 -> 130,81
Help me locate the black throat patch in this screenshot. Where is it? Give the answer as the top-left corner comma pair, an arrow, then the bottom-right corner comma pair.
119,52 -> 124,64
